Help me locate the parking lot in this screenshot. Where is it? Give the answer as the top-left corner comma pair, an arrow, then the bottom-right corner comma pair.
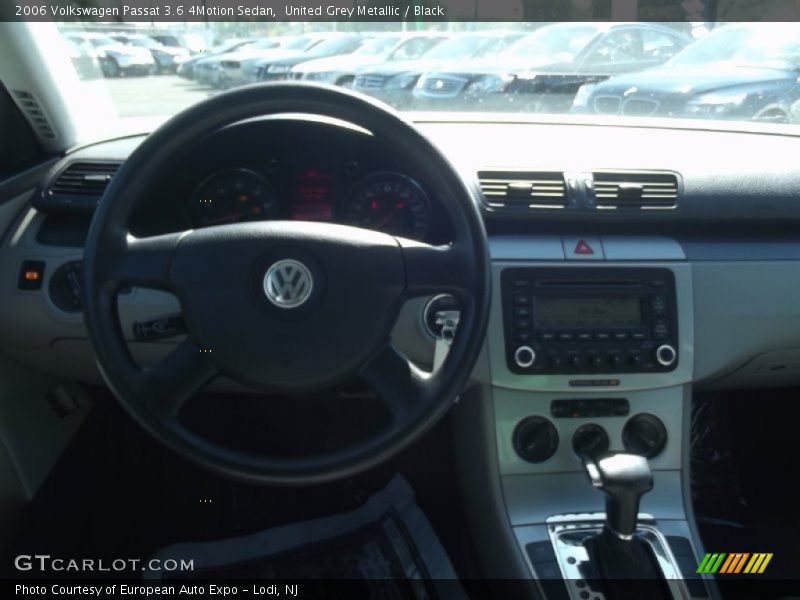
106,75 -> 214,117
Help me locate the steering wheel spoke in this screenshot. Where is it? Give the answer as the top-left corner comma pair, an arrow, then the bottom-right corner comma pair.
141,340 -> 217,418
360,344 -> 430,425
399,239 -> 475,299
109,232 -> 184,290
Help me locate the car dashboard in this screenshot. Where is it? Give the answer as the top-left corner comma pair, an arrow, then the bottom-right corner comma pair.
5,114 -> 800,595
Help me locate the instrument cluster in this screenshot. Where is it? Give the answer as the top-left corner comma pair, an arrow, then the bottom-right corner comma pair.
189,164 -> 434,241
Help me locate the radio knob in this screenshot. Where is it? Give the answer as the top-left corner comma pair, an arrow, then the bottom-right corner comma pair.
591,355 -> 604,368
549,355 -> 563,368
514,346 -> 536,368
655,344 -> 677,367
569,355 -> 582,368
609,355 -> 622,368
630,354 -> 643,368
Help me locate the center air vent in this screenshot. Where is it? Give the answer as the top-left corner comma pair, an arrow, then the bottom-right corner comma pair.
592,171 -> 679,210
37,161 -> 122,212
478,170 -> 567,209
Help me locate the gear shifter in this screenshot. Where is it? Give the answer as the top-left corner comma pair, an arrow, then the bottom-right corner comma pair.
582,453 -> 670,599
584,452 -> 652,538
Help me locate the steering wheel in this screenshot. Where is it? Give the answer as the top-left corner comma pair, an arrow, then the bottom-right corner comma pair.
83,83 -> 491,485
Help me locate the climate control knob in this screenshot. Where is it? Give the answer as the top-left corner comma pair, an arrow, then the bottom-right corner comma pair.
513,416 -> 559,463
623,413 -> 668,458
655,344 -> 677,367
514,346 -> 536,368
572,423 -> 610,459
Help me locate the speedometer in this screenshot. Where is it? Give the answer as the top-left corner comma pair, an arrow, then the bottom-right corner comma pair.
342,172 -> 432,240
191,169 -> 279,228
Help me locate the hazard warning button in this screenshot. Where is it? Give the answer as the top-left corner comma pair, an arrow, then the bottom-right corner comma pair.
563,236 -> 604,260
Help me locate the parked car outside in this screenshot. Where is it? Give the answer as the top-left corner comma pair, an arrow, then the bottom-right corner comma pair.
414,23 -> 689,112
216,34 -> 328,89
64,32 -> 155,78
257,34 -> 369,82
61,35 -> 102,80
288,32 -> 448,87
580,23 -> 800,123
110,34 -> 190,74
177,39 -> 255,80
352,31 -> 523,108
150,33 -> 208,55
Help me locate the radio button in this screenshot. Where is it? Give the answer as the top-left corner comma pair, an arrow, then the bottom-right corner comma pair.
608,355 -> 622,368
514,306 -> 532,318
569,354 -> 582,368
577,332 -> 593,342
559,332 -> 575,342
631,330 -> 647,341
613,331 -> 629,341
514,346 -> 536,368
515,330 -> 533,342
539,332 -> 556,342
513,294 -> 532,306
630,354 -> 643,368
548,355 -> 563,368
595,332 -> 611,341
591,355 -> 605,368
515,319 -> 532,329
512,279 -> 531,289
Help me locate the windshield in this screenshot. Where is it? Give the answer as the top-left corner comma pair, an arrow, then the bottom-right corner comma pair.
354,37 -> 400,57
29,21 -> 800,137
422,35 -> 498,60
87,36 -> 117,48
502,24 -> 604,61
667,24 -> 800,70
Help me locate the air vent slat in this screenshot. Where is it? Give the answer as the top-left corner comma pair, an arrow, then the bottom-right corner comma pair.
477,170 -> 567,210
49,162 -> 121,198
591,171 -> 678,210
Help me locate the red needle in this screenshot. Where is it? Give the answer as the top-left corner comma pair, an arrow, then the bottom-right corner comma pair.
374,213 -> 395,229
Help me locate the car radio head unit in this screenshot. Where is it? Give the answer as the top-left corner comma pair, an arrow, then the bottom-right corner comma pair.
502,267 -> 678,374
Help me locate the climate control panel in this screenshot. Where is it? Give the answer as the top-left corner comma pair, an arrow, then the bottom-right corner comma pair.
503,267 -> 679,375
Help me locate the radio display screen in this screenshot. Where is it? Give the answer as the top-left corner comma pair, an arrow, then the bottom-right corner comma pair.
535,297 -> 642,329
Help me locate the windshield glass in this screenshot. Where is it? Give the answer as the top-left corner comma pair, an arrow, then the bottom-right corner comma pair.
422,35 -> 497,60
27,21 -> 800,137
354,37 -> 400,57
503,24 -> 603,61
668,24 -> 800,70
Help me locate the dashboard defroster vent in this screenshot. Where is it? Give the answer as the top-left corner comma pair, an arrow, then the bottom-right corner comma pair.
12,90 -> 56,139
478,170 -> 567,210
592,171 -> 679,210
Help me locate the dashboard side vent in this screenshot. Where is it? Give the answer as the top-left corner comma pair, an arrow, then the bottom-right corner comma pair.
592,171 -> 679,210
478,170 -> 567,209
36,161 -> 123,213
12,90 -> 56,139
49,162 -> 121,197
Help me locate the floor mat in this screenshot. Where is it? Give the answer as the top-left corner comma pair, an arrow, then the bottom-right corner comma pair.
150,475 -> 466,599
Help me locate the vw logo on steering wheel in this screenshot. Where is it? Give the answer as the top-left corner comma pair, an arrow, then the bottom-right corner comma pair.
263,259 -> 314,309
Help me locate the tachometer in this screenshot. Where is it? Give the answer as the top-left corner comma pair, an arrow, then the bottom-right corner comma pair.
342,172 -> 432,240
191,169 -> 279,228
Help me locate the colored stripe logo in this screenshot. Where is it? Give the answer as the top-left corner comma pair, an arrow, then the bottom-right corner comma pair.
697,553 -> 773,574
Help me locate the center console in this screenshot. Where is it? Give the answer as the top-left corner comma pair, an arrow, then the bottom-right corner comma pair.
458,236 -> 716,600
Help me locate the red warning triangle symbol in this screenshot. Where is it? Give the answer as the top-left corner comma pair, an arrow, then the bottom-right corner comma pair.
574,239 -> 594,255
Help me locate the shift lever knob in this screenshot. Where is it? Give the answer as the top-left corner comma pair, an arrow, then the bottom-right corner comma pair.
583,452 -> 653,538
